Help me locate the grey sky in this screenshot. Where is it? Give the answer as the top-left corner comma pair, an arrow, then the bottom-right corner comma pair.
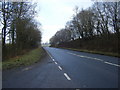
32,0 -> 93,43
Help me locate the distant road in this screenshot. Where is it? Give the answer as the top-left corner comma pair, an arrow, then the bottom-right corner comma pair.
3,47 -> 119,88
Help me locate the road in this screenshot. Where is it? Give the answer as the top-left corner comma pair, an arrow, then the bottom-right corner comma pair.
3,47 -> 119,88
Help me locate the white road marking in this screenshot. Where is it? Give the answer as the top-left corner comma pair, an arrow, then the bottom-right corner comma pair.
93,58 -> 103,61
51,57 -> 53,59
67,52 -> 103,61
46,50 -> 53,59
104,61 -> 120,67
46,49 -> 72,81
52,59 -> 55,61
22,67 -> 32,71
67,52 -> 120,67
64,73 -> 71,80
58,66 -> 62,70
55,62 -> 58,64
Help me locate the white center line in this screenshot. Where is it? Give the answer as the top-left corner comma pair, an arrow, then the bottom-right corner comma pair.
52,59 -> 55,61
104,61 -> 120,67
46,49 -> 72,81
64,73 -> 71,80
58,66 -> 62,70
46,51 -> 53,59
55,62 -> 58,64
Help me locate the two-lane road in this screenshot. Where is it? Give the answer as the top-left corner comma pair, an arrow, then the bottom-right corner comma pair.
44,47 -> 119,88
3,47 -> 119,88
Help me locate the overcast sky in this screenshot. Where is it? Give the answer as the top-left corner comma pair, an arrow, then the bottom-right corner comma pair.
33,0 -> 93,43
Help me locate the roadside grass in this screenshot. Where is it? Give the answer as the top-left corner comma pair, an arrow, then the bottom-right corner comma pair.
60,47 -> 120,57
2,47 -> 46,70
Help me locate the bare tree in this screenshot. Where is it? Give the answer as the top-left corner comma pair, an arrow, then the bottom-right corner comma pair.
1,1 -> 11,47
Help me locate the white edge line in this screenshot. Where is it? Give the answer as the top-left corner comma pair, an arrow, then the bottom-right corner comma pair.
67,52 -> 103,62
68,52 -> 120,67
104,61 -> 120,67
93,58 -> 103,61
64,73 -> 71,80
22,67 -> 32,71
58,66 -> 62,70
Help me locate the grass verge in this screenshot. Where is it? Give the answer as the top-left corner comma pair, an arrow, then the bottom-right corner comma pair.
2,47 -> 46,70
59,47 -> 120,57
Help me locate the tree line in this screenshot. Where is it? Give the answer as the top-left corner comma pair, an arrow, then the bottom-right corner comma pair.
0,2 -> 42,60
50,2 -> 120,53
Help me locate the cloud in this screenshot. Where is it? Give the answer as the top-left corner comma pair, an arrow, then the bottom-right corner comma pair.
43,25 -> 63,31
33,0 -> 93,43
41,25 -> 64,43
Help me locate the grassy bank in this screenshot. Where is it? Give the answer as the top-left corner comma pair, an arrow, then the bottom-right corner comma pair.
59,47 -> 120,57
2,47 -> 46,70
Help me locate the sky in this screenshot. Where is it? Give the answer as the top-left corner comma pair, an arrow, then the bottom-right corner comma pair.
33,0 -> 93,43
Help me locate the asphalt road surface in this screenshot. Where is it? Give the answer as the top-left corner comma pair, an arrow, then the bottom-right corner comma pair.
3,47 -> 119,88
